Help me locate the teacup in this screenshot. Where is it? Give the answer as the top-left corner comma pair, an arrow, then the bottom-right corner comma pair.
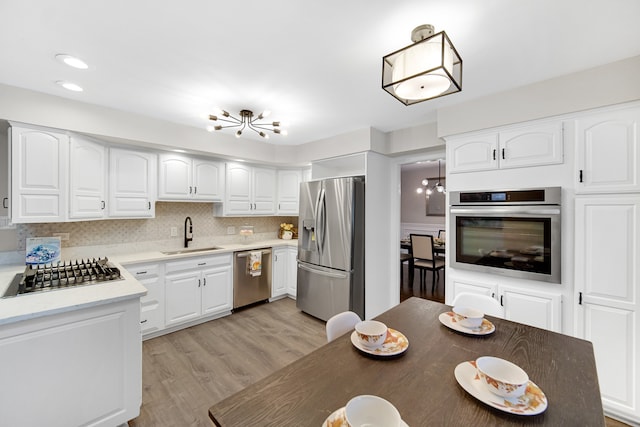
345,395 -> 401,427
453,306 -> 484,329
476,356 -> 529,398
354,320 -> 387,348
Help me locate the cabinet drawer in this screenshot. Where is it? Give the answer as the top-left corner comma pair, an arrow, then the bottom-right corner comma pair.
165,253 -> 232,274
124,262 -> 160,279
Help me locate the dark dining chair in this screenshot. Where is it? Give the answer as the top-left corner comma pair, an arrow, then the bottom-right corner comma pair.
410,234 -> 445,292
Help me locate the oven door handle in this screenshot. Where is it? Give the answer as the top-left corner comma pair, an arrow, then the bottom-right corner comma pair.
450,207 -> 561,215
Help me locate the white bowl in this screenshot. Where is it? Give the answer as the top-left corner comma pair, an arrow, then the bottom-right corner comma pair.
453,306 -> 484,329
476,356 -> 529,398
345,395 -> 401,427
354,320 -> 387,348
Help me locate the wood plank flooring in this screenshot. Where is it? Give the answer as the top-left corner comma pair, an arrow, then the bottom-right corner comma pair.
129,288 -> 629,427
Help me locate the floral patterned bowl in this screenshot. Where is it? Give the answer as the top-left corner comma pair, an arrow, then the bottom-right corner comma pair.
355,320 -> 387,348
476,356 -> 529,399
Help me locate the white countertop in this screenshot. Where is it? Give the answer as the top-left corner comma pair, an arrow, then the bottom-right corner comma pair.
0,238 -> 297,326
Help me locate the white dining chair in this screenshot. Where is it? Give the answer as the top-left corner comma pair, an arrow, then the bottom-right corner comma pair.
326,311 -> 362,342
452,292 -> 504,318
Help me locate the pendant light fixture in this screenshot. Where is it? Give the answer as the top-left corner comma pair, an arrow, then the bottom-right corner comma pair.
382,24 -> 462,105
207,109 -> 287,139
416,159 -> 446,196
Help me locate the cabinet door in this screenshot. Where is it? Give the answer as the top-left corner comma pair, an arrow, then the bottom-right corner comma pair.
10,126 -> 68,222
271,248 -> 287,298
446,132 -> 498,173
277,169 -> 301,215
109,148 -> 156,217
451,278 -> 497,301
499,285 -> 561,332
576,106 -> 640,193
69,136 -> 107,219
201,265 -> 232,315
252,167 -> 276,214
158,154 -> 191,200
225,162 -> 252,214
575,196 -> 640,419
165,270 -> 201,326
193,159 -> 224,201
0,125 -> 9,217
286,246 -> 298,297
499,121 -> 563,169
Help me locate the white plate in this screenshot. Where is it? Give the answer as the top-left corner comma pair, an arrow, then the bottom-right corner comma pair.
454,360 -> 548,416
350,328 -> 409,356
439,312 -> 495,335
322,406 -> 409,427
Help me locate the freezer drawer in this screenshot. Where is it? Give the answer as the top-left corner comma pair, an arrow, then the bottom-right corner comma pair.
296,262 -> 351,321
233,248 -> 271,309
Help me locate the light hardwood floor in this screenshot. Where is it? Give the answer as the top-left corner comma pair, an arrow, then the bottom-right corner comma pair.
128,298 -> 326,427
130,295 -> 629,427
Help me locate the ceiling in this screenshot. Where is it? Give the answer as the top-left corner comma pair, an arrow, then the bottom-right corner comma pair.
1,0 -> 639,146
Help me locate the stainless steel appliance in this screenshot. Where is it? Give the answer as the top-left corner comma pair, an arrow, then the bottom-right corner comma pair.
233,248 -> 272,309
449,187 -> 561,283
297,176 -> 365,321
3,257 -> 123,297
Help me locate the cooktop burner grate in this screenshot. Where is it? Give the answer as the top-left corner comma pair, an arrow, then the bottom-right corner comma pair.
2,257 -> 123,298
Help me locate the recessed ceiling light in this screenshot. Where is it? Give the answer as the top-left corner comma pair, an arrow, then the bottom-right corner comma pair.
55,54 -> 88,69
173,149 -> 187,153
56,81 -> 83,92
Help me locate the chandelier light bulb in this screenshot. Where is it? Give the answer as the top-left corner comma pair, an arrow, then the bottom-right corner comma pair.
437,184 -> 444,193
421,178 -> 429,186
416,188 -> 423,194
206,125 -> 215,132
235,130 -> 242,138
426,188 -> 433,196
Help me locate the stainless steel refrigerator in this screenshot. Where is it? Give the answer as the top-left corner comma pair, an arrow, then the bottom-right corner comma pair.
296,176 -> 365,321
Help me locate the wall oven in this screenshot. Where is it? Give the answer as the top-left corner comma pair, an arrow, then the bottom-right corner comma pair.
449,187 -> 561,283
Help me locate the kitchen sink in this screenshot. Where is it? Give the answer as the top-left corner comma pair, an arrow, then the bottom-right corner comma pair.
162,246 -> 224,255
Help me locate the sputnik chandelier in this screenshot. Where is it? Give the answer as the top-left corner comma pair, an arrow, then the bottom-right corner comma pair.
207,109 -> 287,139
416,159 -> 446,196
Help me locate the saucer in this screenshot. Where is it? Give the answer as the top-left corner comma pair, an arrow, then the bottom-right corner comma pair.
350,328 -> 409,356
454,360 -> 548,416
322,406 -> 409,427
439,312 -> 495,335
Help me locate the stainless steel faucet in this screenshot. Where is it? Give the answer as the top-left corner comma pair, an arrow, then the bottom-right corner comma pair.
184,216 -> 193,248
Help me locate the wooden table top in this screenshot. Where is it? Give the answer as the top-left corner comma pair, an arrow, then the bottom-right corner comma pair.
209,297 -> 604,426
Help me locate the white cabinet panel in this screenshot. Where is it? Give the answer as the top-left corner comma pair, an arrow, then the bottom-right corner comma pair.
277,169 -> 302,215
69,136 -> 107,219
124,262 -> 165,337
10,125 -> 68,222
193,158 -> 224,200
499,285 -> 562,332
109,148 -> 156,218
158,154 -> 224,201
447,133 -> 498,173
202,264 -> 232,315
576,105 -> 640,194
286,246 -> 298,297
219,163 -> 275,215
451,278 -> 497,299
499,121 -> 563,169
272,247 -> 288,298
165,270 -> 201,326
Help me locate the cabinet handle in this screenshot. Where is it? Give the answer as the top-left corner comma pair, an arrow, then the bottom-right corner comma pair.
203,277 -> 206,286
500,295 -> 504,306
2,197 -> 7,209
136,271 -> 147,275
501,148 -> 505,160
140,319 -> 148,324
189,186 -> 192,194
197,262 -> 206,266
101,201 -> 105,210
579,169 -> 583,183
579,291 -> 583,305
148,201 -> 151,210
198,279 -> 201,287
491,292 -> 495,298
194,187 -> 197,194
492,149 -> 496,161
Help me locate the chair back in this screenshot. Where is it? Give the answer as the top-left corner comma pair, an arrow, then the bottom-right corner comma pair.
410,234 -> 434,261
452,292 -> 504,318
326,311 -> 362,342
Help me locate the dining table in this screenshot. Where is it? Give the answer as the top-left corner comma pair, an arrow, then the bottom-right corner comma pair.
208,297 -> 604,426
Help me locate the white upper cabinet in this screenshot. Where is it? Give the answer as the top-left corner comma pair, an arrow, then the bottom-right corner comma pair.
69,136 -> 107,220
108,147 -> 156,218
10,124 -> 68,223
575,105 -> 640,194
277,169 -> 301,215
218,163 -> 275,216
158,154 -> 223,201
447,120 -> 563,173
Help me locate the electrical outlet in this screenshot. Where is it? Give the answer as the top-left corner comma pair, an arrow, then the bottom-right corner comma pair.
52,232 -> 69,241
170,227 -> 178,237
227,226 -> 236,235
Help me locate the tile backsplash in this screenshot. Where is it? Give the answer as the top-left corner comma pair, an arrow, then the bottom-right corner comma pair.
13,202 -> 297,251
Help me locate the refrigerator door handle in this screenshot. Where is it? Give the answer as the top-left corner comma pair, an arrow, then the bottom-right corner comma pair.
317,188 -> 327,256
297,262 -> 349,279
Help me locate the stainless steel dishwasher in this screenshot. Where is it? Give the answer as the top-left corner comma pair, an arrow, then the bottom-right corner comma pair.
233,247 -> 272,309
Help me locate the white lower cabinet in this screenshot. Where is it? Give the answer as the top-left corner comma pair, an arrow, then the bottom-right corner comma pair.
451,277 -> 562,332
0,298 -> 141,427
124,262 -> 165,337
272,246 -> 298,299
575,195 -> 640,424
165,253 -> 232,327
